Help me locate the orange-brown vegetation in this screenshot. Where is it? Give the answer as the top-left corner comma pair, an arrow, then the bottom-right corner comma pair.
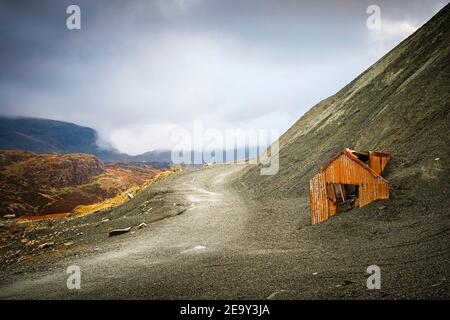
0,150 -> 168,218
72,167 -> 180,217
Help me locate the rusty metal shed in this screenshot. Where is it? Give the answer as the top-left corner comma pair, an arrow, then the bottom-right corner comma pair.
310,148 -> 390,225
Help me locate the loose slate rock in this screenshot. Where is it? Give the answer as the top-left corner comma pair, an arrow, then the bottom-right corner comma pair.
109,227 -> 132,237
39,242 -> 54,249
138,222 -> 147,229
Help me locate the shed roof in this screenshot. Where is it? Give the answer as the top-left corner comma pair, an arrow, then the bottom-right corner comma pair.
348,149 -> 390,158
320,148 -> 388,182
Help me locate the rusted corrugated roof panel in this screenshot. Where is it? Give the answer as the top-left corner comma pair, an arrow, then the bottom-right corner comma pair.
320,149 -> 386,179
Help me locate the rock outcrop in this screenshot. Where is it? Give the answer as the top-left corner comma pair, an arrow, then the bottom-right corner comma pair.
0,150 -> 162,217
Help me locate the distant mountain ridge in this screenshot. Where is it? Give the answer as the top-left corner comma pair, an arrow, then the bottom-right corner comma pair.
0,117 -> 172,164
0,117 -> 262,165
0,117 -> 102,154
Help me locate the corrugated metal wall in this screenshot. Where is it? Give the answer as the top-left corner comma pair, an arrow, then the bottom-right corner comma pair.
369,153 -> 390,175
359,178 -> 389,206
310,172 -> 328,224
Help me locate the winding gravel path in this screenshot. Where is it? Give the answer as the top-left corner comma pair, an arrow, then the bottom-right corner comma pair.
1,164 -> 448,299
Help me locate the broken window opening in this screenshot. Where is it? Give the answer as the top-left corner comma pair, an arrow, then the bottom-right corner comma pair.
352,151 -> 369,164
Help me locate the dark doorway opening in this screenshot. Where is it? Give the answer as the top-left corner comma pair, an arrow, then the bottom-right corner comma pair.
333,184 -> 359,212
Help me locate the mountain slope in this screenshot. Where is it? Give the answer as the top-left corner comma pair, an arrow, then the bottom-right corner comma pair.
0,150 -> 162,217
0,117 -> 102,154
0,117 -> 173,164
242,4 -> 449,208
232,5 -> 450,298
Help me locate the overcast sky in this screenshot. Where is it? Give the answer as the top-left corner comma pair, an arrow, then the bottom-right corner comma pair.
0,0 -> 447,154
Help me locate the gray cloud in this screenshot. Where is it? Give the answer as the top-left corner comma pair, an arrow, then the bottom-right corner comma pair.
0,0 -> 447,154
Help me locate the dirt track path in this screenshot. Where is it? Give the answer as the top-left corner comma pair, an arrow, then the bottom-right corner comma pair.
1,164 -> 448,299
0,165 -> 260,299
